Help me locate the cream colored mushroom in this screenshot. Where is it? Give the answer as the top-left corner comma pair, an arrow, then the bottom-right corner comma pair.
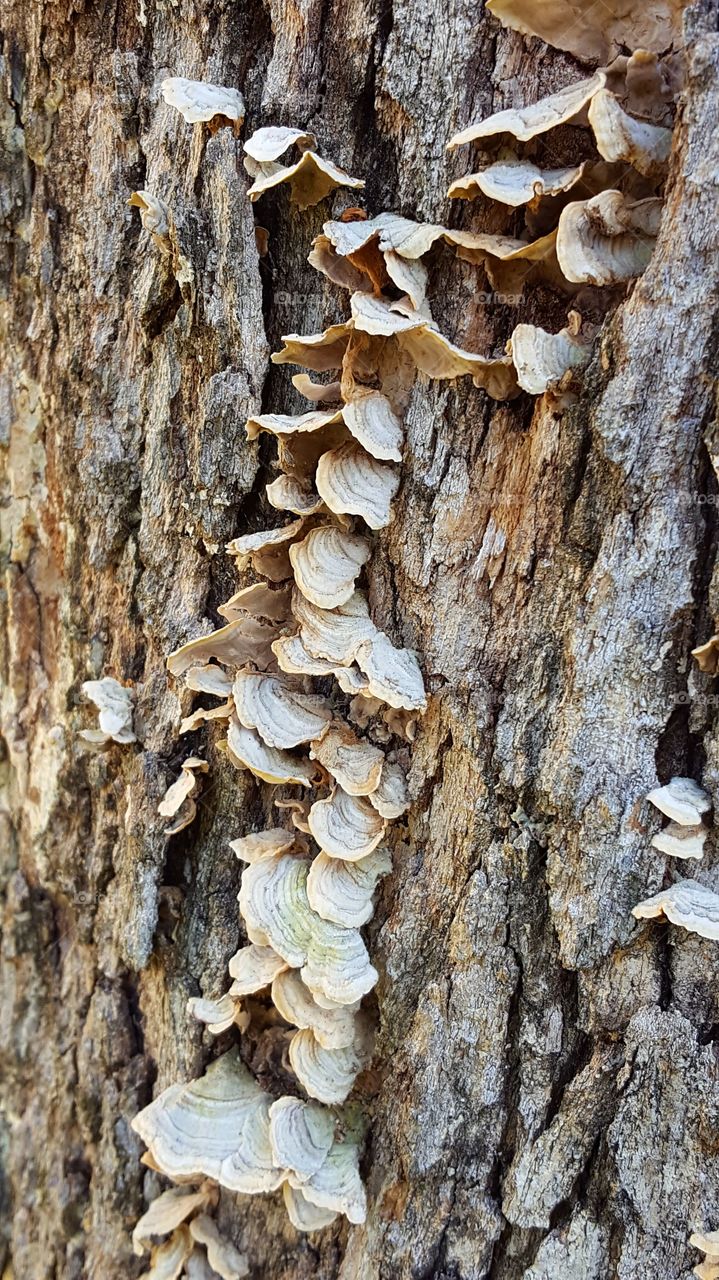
226,717 -> 317,786
651,823 -> 708,861
367,760 -> 410,818
309,721 -> 384,796
292,373 -> 343,404
128,190 -> 170,243
556,190 -> 662,285
307,848 -> 392,927
188,1215 -> 249,1280
161,78 -> 245,129
140,1225 -> 193,1279
692,635 -> 719,674
508,318 -> 592,395
79,676 -> 136,745
288,1026 -> 371,1104
315,441 -> 399,530
230,827 -> 298,862
179,700 -> 234,735
484,0 -> 679,63
245,144 -> 364,211
245,407 -> 343,441
187,993 -> 247,1035
290,1131 -> 367,1224
243,125 -> 317,161
226,518 -> 308,582
282,1183 -> 339,1232
271,322 -> 352,372
158,757 -> 209,835
355,631 -> 427,712
266,474 -> 325,517
228,943 -> 289,993
308,787 -> 387,861
632,879 -> 719,941
167,617 -> 278,677
646,777 -> 712,826
232,670 -> 332,749
449,157 -> 588,206
448,72 -> 606,148
133,1185 -> 214,1256
238,853 -> 378,1004
217,583 -> 292,624
183,664 -> 234,696
588,89 -> 672,177
268,1096 -> 335,1180
290,525 -> 373,608
342,390 -> 404,462
271,969 -> 359,1049
292,589 -> 375,665
131,1049 -> 273,1185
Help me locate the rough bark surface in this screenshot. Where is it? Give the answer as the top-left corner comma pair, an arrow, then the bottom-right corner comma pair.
2,1 -> 719,1278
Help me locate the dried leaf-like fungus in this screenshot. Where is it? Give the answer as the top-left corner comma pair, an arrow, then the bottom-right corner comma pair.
271,969 -> 359,1049
588,89 -> 672,178
167,618 -> 276,676
226,518 -> 308,582
316,442 -> 399,530
268,1096 -> 335,1180
342,390 -> 404,462
158,757 -> 209,835
187,994 -> 247,1035
556,190 -> 662,285
128,190 -> 170,244
290,526 -> 372,608
310,721 -> 384,795
289,1025 -> 371,1104
448,157 -> 588,206
307,848 -> 392,927
161,78 -> 245,130
131,1049 -> 282,1192
232,670 -> 332,748
507,317 -> 592,395
188,1216 -> 249,1280
217,583 -> 292,624
290,1130 -> 367,1224
79,676 -> 136,745
632,880 -> 719,941
292,589 -> 376,665
230,828 -> 298,862
133,1185 -> 213,1255
368,760 -> 410,818
448,72 -> 606,148
140,1225 -> 193,1279
651,823 -> 708,861
355,631 -> 427,711
690,1232 -> 719,1280
485,0 -> 680,63
266,474 -> 325,517
184,664 -> 234,696
238,854 -> 378,1004
692,635 -> 719,674
244,127 -> 364,211
309,787 -> 387,861
226,717 -> 317,787
646,777 -> 712,826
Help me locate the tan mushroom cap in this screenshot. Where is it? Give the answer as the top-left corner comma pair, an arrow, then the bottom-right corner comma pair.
650,823 -> 707,862
226,717 -> 317,786
310,721 -> 384,796
189,1215 -> 249,1279
183,664 -> 234,696
448,72 -> 606,148
167,617 -> 278,676
128,190 -> 170,239
132,1185 -> 213,1256
507,319 -> 592,395
140,1224 -> 193,1279
485,0 -> 680,64
246,150 -> 365,211
226,518 -> 309,582
588,89 -> 671,178
230,828 -> 298,862
158,757 -> 209,835
556,190 -> 662,285
632,879 -> 719,941
290,1131 -> 368,1224
217,583 -> 292,624
691,635 -> 719,674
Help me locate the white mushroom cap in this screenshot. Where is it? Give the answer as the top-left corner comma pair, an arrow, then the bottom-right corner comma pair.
315,442 -> 400,530
232,671 -> 332,749
289,1027 -> 370,1104
588,89 -> 672,177
226,518 -> 308,583
632,879 -> 719,941
79,676 -> 136,745
183,665 -> 234,696
292,589 -> 375,665
230,828 -> 298,862
217,583 -> 292,624
228,943 -> 289,993
243,126 -> 317,162
307,848 -> 392,927
449,157 -> 588,207
508,319 -> 592,396
268,1096 -> 335,1180
309,721 -> 385,796
556,190 -> 662,286
646,777 -> 712,826
187,994 -> 246,1035
271,969 -> 359,1048
447,72 -> 606,147
355,632 -> 427,711
246,151 -> 364,211
266,474 -> 325,517
308,787 -> 387,861
367,760 -> 410,818
158,757 -> 209,835
167,617 -> 278,676
341,390 -> 404,462
290,526 -> 372,609
650,823 -> 707,861
282,1182 -> 339,1232
226,717 -> 317,786
291,1131 -> 367,1224
161,78 -> 245,125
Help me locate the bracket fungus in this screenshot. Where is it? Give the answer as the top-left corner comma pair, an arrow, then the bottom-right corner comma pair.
651,823 -> 708,861
158,756 -> 208,835
307,848 -> 393,928
232,670 -> 332,749
646,777 -> 712,826
632,880 -> 719,941
308,787 -> 387,861
128,190 -> 170,247
271,970 -> 359,1049
290,525 -> 373,608
508,316 -> 592,395
288,1025 -> 371,1104
79,676 -> 136,746
556,190 -> 662,284
243,126 -> 364,210
691,1231 -> 719,1280
161,77 -> 245,131
484,0 -> 680,64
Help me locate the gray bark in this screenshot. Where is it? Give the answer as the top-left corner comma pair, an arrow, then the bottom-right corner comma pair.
1,1 -> 719,1277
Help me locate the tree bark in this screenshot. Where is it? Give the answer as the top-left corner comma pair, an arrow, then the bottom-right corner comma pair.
2,2 -> 719,1278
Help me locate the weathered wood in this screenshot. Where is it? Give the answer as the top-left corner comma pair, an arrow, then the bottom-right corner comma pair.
1,1 -> 718,1277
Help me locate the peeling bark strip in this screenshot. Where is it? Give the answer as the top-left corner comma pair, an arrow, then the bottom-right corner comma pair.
1,0 -> 719,1278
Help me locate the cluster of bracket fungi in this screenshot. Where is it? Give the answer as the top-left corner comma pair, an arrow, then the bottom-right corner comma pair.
108,1 -> 700,1272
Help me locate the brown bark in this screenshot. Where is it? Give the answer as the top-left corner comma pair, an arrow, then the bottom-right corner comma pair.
1,1 -> 719,1278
